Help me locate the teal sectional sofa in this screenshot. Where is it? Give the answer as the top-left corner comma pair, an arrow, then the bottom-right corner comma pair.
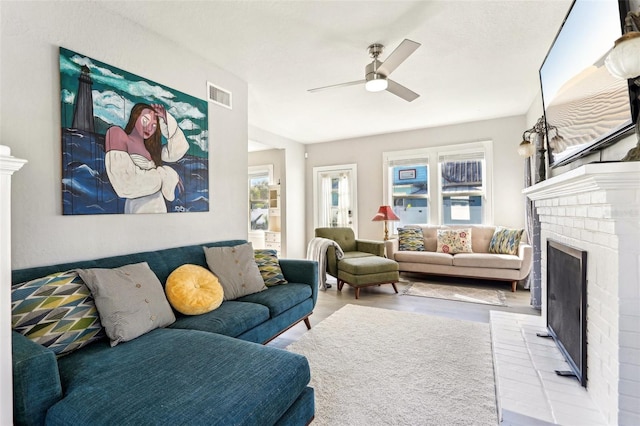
11,240 -> 318,425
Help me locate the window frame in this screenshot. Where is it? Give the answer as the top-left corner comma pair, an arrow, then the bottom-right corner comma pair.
438,147 -> 490,225
383,141 -> 493,235
386,156 -> 430,234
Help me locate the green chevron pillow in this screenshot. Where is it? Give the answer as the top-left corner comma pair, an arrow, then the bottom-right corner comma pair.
11,271 -> 105,356
489,227 -> 525,255
254,249 -> 288,286
398,227 -> 425,251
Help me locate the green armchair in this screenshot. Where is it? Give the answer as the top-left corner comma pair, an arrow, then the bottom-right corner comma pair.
314,227 -> 385,278
314,227 -> 399,299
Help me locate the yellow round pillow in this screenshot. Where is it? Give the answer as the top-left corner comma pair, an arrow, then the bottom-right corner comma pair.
165,264 -> 224,315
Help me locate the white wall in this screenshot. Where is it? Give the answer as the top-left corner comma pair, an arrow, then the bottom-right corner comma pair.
304,115 -> 528,242
0,2 -> 249,269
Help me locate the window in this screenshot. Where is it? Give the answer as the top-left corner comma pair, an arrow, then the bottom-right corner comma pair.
439,152 -> 485,225
248,166 -> 273,231
383,141 -> 492,232
388,159 -> 429,232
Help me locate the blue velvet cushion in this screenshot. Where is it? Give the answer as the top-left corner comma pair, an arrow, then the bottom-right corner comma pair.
45,328 -> 311,426
238,283 -> 312,317
169,300 -> 269,337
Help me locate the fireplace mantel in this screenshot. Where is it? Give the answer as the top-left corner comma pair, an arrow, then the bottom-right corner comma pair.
522,160 -> 640,425
524,162 -> 640,201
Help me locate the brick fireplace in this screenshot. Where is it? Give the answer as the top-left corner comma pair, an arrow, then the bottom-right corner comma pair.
524,162 -> 640,425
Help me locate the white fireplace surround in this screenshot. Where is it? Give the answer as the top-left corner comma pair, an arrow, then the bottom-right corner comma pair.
1,145 -> 27,425
524,162 -> 640,425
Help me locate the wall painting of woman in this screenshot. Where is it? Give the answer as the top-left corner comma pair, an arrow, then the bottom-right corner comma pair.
60,47 -> 209,215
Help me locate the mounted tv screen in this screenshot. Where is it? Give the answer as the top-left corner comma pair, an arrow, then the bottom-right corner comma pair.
540,0 -> 636,167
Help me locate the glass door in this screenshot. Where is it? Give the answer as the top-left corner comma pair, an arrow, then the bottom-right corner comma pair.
313,164 -> 357,233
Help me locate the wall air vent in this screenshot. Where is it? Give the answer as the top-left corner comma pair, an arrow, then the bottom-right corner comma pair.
207,82 -> 232,109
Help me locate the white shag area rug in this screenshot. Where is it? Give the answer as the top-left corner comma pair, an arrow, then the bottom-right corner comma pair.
287,304 -> 497,425
402,281 -> 507,306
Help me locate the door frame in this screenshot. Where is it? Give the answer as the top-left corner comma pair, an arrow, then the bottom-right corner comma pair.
312,163 -> 358,235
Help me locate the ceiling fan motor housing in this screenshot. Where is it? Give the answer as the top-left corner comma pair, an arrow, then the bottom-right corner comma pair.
365,59 -> 386,81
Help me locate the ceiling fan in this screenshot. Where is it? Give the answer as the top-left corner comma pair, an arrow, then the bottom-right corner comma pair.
308,39 -> 421,102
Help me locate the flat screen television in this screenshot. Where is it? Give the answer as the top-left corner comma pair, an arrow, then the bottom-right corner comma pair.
540,0 -> 638,167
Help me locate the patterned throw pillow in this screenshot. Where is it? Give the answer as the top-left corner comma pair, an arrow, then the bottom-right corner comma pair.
436,228 -> 473,254
398,228 -> 425,251
489,227 -> 524,255
254,249 -> 288,286
11,271 -> 105,356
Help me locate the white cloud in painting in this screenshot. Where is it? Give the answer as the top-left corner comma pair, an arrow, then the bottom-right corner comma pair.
92,90 -> 132,128
61,89 -> 75,104
167,100 -> 206,120
128,80 -> 176,103
179,118 -> 201,131
188,130 -> 209,152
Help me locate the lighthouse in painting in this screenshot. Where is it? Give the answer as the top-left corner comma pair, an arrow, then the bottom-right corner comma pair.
71,65 -> 95,132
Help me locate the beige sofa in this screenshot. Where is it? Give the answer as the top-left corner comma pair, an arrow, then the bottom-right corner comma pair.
384,225 -> 532,292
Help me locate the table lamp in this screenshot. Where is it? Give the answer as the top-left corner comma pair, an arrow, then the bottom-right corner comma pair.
372,205 -> 400,240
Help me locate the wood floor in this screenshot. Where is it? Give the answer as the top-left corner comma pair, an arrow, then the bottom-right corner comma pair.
268,272 -> 540,349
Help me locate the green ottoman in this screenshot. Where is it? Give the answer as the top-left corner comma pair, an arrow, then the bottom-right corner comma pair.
337,256 -> 400,299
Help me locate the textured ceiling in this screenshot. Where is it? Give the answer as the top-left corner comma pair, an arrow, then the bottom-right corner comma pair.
95,0 -> 574,145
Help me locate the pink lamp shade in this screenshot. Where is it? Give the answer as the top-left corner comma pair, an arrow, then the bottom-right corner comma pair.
372,205 -> 400,240
372,205 -> 400,222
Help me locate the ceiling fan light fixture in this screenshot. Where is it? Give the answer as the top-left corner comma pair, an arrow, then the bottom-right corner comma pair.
365,75 -> 388,92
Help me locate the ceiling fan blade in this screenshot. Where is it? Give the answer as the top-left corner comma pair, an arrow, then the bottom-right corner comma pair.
386,79 -> 420,102
377,39 -> 421,76
308,80 -> 366,93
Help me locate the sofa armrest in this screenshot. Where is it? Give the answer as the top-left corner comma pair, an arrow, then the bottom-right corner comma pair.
518,243 -> 533,280
12,331 -> 63,426
278,259 -> 319,306
356,239 -> 385,257
385,239 -> 399,259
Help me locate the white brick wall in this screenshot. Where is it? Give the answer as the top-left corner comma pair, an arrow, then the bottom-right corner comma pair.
525,163 -> 640,426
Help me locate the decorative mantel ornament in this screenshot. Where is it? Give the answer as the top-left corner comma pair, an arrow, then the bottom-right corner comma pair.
518,116 -> 563,182
605,10 -> 640,161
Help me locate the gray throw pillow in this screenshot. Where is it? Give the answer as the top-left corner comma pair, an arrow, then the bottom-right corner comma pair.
203,243 -> 267,300
77,262 -> 176,347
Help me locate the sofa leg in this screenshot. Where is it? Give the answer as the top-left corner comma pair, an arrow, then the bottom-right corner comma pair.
355,288 -> 360,299
511,281 -> 517,292
337,280 -> 344,291
303,317 -> 311,330
391,282 -> 398,294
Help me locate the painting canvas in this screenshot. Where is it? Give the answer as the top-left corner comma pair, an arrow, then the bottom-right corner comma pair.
60,47 -> 209,215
